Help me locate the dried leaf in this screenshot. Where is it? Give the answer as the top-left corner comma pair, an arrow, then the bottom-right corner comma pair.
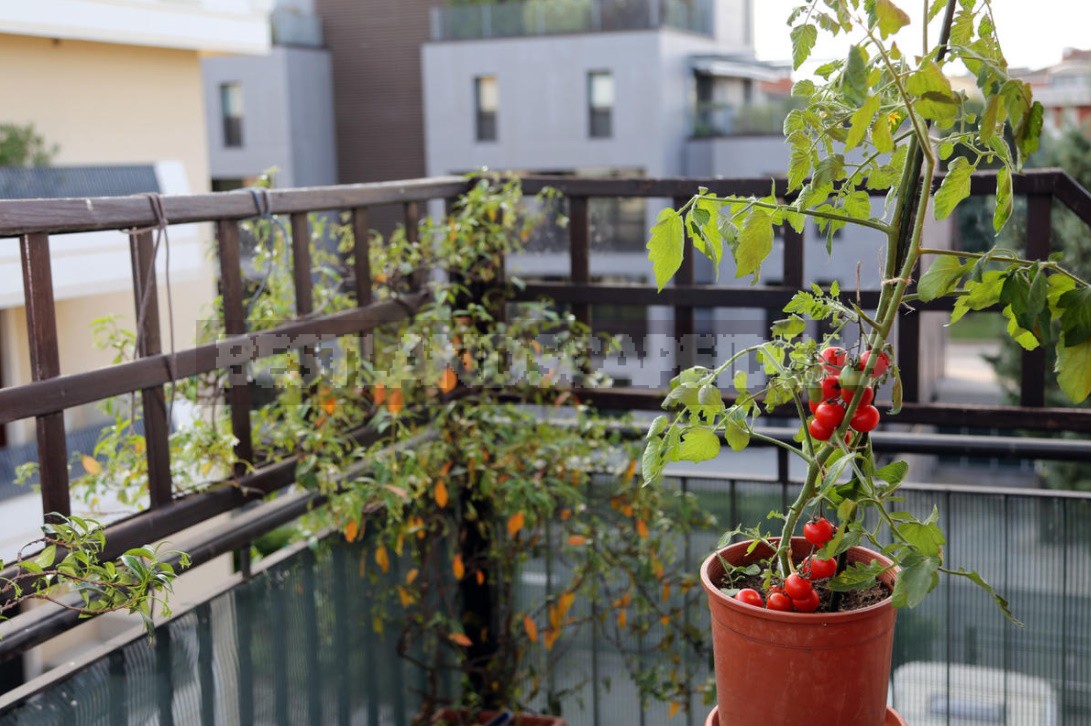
397,586 -> 414,607
448,632 -> 473,647
523,614 -> 539,642
405,568 -> 419,585
558,591 -> 575,618
343,519 -> 359,542
567,534 -> 587,546
434,479 -> 449,508
475,570 -> 485,585
81,455 -> 102,475
439,366 -> 458,393
622,458 -> 637,484
375,545 -> 390,574
452,553 -> 465,580
385,387 -> 404,416
668,702 -> 682,719
636,519 -> 650,539
617,609 -> 628,630
372,383 -> 386,405
507,511 -> 526,536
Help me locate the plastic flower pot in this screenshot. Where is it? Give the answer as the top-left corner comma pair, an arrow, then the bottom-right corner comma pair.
704,704 -> 907,725
700,537 -> 900,726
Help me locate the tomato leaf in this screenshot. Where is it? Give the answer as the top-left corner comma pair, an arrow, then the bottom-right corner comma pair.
725,417 -> 749,452
897,519 -> 946,558
647,207 -> 684,291
677,427 -> 721,463
993,164 -> 1013,232
917,254 -> 968,302
734,209 -> 773,282
875,0 -> 910,38
1056,338 -> 1091,404
934,157 -> 974,220
827,561 -> 887,592
943,568 -> 1021,626
876,460 -> 908,486
842,45 -> 869,105
1058,287 -> 1091,347
790,24 -> 818,70
891,553 -> 941,608
846,95 -> 880,151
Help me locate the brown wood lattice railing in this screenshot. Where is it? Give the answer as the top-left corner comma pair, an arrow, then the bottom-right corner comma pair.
0,168 -> 1090,650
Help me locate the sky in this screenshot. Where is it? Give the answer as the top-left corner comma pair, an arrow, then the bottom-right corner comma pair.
752,0 -> 1091,72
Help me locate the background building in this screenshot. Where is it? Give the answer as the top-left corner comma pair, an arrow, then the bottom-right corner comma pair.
201,0 -> 338,190
1020,48 -> 1091,136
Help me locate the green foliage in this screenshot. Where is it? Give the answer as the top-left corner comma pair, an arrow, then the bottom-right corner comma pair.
642,0 -> 1078,621
0,515 -> 187,634
647,208 -> 684,291
0,123 -> 57,167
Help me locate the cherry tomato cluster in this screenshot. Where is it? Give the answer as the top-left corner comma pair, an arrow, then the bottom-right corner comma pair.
806,346 -> 888,442
732,518 -> 839,613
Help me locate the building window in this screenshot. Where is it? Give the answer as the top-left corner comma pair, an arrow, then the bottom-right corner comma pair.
588,71 -> 614,138
475,76 -> 498,142
220,82 -> 244,148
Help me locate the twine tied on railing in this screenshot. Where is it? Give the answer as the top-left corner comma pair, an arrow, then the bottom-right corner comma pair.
126,192 -> 179,428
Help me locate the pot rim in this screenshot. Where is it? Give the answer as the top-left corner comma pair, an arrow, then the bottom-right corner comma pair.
700,536 -> 899,625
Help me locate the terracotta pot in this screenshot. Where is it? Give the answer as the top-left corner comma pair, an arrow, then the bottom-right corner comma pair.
430,708 -> 568,726
704,705 -> 908,725
701,537 -> 899,726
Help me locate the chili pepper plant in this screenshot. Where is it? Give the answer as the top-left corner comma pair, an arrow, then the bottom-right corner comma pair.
643,0 -> 1091,617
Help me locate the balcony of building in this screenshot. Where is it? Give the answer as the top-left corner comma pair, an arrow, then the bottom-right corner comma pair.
0,172 -> 1090,724
430,0 -> 714,42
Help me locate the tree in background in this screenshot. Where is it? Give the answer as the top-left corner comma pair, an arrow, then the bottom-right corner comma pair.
0,123 -> 57,167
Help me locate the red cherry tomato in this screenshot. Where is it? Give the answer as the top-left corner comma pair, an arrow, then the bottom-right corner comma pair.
842,386 -> 875,406
859,350 -> 890,377
735,588 -> 764,608
804,517 -> 835,547
783,573 -> 813,600
813,402 -> 846,429
821,375 -> 841,401
808,418 -> 833,441
819,346 -> 847,372
849,404 -> 881,433
808,400 -> 821,415
793,588 -> 822,613
803,556 -> 837,580
768,584 -> 783,596
766,592 -> 794,611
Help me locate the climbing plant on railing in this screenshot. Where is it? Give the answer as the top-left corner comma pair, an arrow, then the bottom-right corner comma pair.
0,515 -> 187,635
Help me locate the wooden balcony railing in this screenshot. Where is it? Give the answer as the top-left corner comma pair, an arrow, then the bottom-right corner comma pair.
1,168 -> 1090,662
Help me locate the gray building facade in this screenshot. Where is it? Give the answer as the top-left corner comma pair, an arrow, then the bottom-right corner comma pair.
201,2 -> 337,189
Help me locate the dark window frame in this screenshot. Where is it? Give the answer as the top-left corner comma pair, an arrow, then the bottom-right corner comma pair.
588,71 -> 614,139
474,76 -> 498,142
220,82 -> 244,148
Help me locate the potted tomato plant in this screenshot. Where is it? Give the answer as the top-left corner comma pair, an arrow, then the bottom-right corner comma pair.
643,1 -> 1091,724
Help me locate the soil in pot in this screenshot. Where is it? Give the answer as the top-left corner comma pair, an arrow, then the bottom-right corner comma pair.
722,568 -> 890,613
